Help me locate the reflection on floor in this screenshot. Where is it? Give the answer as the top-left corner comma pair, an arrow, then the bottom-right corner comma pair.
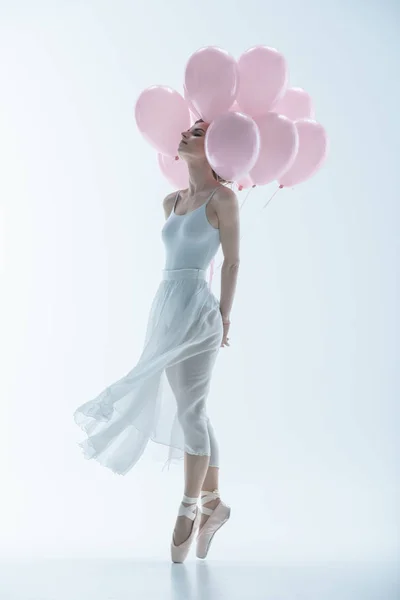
0,559 -> 397,600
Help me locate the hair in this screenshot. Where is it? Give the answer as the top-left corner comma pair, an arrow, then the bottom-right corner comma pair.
195,119 -> 230,185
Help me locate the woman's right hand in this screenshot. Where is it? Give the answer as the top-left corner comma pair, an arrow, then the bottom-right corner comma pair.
220,320 -> 230,348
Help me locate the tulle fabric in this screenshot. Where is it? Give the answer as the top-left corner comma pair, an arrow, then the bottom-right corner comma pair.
73,268 -> 223,475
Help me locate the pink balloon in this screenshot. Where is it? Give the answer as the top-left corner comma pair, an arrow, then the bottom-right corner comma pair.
279,119 -> 328,187
229,101 -> 240,112
237,46 -> 288,117
205,112 -> 260,181
183,85 -> 201,121
135,86 -> 190,157
236,175 -> 254,191
250,112 -> 299,186
158,154 -> 189,189
184,46 -> 239,122
272,87 -> 314,121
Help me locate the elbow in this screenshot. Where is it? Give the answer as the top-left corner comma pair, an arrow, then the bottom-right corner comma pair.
223,259 -> 240,268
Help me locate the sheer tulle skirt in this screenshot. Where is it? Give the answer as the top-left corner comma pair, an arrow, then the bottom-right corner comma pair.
73,268 -> 223,475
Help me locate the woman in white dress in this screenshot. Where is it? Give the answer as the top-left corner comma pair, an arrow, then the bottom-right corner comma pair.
74,119 -> 240,562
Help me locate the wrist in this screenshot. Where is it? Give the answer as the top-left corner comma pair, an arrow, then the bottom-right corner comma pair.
219,307 -> 230,323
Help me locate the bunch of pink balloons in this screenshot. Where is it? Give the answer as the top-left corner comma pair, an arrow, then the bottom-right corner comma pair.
134,45 -> 328,190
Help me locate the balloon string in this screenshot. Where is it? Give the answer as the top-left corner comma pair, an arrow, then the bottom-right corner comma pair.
238,186 -> 254,211
263,184 -> 283,209
208,184 -> 282,288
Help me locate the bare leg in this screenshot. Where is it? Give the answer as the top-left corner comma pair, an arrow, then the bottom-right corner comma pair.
172,452 -> 210,546
199,465 -> 221,528
166,349 -> 220,547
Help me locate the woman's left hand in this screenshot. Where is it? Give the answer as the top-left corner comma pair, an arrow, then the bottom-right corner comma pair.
220,320 -> 231,348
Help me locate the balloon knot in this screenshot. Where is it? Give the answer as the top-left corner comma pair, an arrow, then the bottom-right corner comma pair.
279,184 -> 284,189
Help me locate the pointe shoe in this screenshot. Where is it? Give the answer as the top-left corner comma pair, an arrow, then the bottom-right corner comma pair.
196,489 -> 231,559
170,494 -> 201,563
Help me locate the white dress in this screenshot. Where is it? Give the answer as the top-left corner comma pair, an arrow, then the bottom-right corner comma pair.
73,188 -> 224,475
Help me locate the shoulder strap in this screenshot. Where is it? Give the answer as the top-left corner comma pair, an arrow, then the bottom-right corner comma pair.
172,190 -> 180,211
205,186 -> 220,206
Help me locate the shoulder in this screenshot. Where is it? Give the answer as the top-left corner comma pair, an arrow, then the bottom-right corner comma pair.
212,185 -> 239,227
214,184 -> 238,203
163,190 -> 178,219
213,185 -> 239,217
163,190 -> 178,207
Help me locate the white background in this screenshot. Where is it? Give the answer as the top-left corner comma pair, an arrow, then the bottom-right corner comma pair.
0,0 -> 398,571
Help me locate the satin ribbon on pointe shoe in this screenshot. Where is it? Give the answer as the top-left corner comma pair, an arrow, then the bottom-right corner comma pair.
170,494 -> 201,563
196,489 -> 231,559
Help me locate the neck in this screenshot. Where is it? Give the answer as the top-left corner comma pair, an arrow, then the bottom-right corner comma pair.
185,157 -> 218,196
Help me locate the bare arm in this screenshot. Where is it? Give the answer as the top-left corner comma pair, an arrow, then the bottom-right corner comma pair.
214,187 -> 240,322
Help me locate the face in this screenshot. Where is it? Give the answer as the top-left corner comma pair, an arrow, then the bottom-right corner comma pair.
177,121 -> 210,159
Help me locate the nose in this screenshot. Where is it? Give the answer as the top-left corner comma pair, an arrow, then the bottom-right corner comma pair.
181,130 -> 189,140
